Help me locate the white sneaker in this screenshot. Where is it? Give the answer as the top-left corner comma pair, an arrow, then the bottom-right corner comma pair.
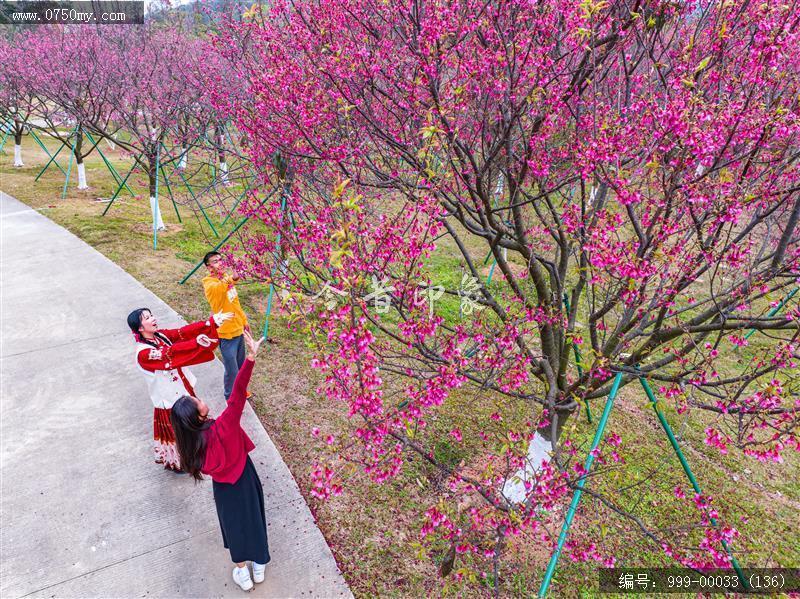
252,562 -> 266,583
232,565 -> 253,591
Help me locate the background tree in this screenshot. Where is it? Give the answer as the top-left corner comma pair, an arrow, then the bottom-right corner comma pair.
57,25 -> 210,226
12,27 -> 121,189
0,34 -> 45,167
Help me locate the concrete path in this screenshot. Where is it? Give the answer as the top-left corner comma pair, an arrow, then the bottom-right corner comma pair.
0,191 -> 352,598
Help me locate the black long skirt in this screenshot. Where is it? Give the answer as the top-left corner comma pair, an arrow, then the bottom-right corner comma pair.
212,455 -> 271,564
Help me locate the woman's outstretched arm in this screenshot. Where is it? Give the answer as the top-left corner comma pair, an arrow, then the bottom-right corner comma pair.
213,332 -> 265,431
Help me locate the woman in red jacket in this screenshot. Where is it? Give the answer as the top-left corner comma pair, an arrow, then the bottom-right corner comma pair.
127,308 -> 232,472
170,331 -> 270,591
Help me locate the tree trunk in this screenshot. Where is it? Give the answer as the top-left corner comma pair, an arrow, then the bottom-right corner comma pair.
502,404 -> 575,504
536,405 -> 574,448
214,123 -> 229,185
13,118 -> 23,167
148,158 -> 165,231
75,127 -> 88,189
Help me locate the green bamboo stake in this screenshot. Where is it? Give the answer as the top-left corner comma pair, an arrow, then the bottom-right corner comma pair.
102,155 -> 142,216
173,166 -> 219,237
262,283 -> 276,339
34,143 -> 67,181
0,119 -> 10,153
538,371 -> 623,598
157,158 -> 182,224
563,294 -> 592,423
262,187 -> 289,339
486,259 -> 498,286
288,209 -> 313,289
744,287 -> 798,340
179,188 -> 278,284
172,161 -> 199,198
221,188 -> 248,227
178,216 -> 249,284
85,131 -> 135,197
163,133 -> 200,181
638,375 -> 749,589
482,246 -> 494,265
29,130 -> 69,178
159,164 -> 182,223
0,118 -> 17,153
61,127 -> 78,199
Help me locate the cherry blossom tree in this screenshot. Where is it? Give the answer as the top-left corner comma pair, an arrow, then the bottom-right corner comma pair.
212,0 -> 800,585
0,35 -> 45,167
105,27 -> 203,226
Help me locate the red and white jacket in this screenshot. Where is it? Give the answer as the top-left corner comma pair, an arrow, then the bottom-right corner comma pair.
135,318 -> 219,409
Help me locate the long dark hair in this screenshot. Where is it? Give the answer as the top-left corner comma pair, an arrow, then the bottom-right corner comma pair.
170,396 -> 213,481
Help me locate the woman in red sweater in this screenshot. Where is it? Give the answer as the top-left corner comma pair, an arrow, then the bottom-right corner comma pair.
170,331 -> 270,591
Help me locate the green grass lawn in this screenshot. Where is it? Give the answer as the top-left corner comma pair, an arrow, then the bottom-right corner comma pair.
2,134 -> 798,598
